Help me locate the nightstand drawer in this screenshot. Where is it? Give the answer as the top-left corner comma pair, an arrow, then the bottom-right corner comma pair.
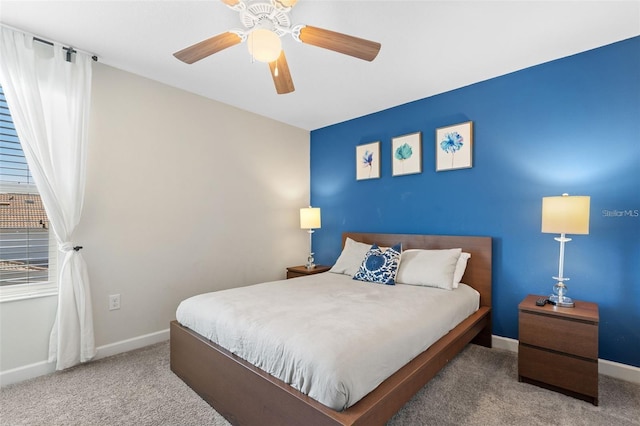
519,345 -> 598,399
286,270 -> 307,279
519,311 -> 597,359
286,265 -> 331,279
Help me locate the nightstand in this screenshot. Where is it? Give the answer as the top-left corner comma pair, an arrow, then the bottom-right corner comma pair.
286,265 -> 331,279
518,294 -> 599,405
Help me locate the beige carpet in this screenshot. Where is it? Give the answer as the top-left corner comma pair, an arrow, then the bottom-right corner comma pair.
1,341 -> 638,425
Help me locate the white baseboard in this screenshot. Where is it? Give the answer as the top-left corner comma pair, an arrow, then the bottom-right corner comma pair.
0,359 -> 57,388
492,335 -> 519,352
93,328 -> 169,360
598,358 -> 640,384
491,335 -> 640,385
0,328 -> 169,388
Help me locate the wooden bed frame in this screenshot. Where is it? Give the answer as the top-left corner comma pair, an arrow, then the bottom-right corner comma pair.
170,232 -> 492,426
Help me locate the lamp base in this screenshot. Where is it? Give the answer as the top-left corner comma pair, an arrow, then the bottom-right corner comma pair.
305,253 -> 315,270
549,294 -> 575,308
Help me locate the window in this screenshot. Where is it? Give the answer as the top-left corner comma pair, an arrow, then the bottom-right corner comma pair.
0,85 -> 57,301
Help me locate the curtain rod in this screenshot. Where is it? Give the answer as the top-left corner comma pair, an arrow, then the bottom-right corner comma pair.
33,37 -> 98,62
1,24 -> 98,62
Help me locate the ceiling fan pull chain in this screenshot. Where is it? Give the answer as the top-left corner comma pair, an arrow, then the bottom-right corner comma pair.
249,32 -> 255,63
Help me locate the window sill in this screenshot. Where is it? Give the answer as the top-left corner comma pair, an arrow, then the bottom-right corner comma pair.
0,282 -> 58,303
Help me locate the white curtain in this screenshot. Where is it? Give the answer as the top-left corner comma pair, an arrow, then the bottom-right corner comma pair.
0,26 -> 95,370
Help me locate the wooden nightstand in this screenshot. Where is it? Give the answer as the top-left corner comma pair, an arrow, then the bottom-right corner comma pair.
286,265 -> 331,279
518,294 -> 599,405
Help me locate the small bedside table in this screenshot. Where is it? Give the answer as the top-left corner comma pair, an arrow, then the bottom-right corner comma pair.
518,294 -> 599,405
286,265 -> 331,279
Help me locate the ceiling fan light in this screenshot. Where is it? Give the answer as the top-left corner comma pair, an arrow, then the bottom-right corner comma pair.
247,29 -> 282,63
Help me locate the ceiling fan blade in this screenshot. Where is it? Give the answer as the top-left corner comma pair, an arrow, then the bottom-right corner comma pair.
298,25 -> 381,62
273,0 -> 298,8
174,32 -> 242,64
269,51 -> 295,94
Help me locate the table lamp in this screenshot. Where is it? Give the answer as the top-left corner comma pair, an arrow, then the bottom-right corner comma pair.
541,193 -> 590,307
300,206 -> 321,269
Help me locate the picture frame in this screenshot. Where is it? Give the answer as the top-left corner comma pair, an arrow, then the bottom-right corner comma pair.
392,132 -> 422,176
356,141 -> 380,180
435,121 -> 473,172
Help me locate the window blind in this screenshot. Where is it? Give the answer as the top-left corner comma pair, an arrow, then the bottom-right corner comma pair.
0,86 -> 51,285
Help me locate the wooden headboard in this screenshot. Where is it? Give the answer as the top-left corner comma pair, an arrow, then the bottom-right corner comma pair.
343,232 -> 492,308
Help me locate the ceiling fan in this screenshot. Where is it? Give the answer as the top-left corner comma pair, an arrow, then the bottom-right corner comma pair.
173,0 -> 381,95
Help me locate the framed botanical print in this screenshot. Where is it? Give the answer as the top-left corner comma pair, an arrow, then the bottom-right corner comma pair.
392,132 -> 422,176
356,141 -> 380,180
436,121 -> 473,171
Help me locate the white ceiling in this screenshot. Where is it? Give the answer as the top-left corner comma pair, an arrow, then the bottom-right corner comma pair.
0,1 -> 638,130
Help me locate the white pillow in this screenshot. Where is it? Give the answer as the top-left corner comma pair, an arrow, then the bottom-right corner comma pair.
396,248 -> 462,290
329,237 -> 372,277
453,252 -> 471,288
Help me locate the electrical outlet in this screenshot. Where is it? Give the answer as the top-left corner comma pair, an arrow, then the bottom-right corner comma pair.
108,294 -> 121,311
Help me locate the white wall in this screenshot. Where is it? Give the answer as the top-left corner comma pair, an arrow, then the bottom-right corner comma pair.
0,62 -> 310,375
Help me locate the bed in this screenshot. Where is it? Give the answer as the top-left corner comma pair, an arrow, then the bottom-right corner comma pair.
170,232 -> 492,425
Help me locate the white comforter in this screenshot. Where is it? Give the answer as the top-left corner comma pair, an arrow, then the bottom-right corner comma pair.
176,272 -> 479,411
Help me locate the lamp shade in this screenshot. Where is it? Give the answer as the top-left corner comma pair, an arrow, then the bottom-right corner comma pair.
247,29 -> 281,63
300,207 -> 321,229
541,194 -> 590,235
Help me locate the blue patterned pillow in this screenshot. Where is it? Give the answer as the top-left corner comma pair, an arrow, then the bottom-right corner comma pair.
353,243 -> 402,285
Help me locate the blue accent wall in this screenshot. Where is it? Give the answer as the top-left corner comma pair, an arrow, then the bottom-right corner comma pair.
310,37 -> 640,367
